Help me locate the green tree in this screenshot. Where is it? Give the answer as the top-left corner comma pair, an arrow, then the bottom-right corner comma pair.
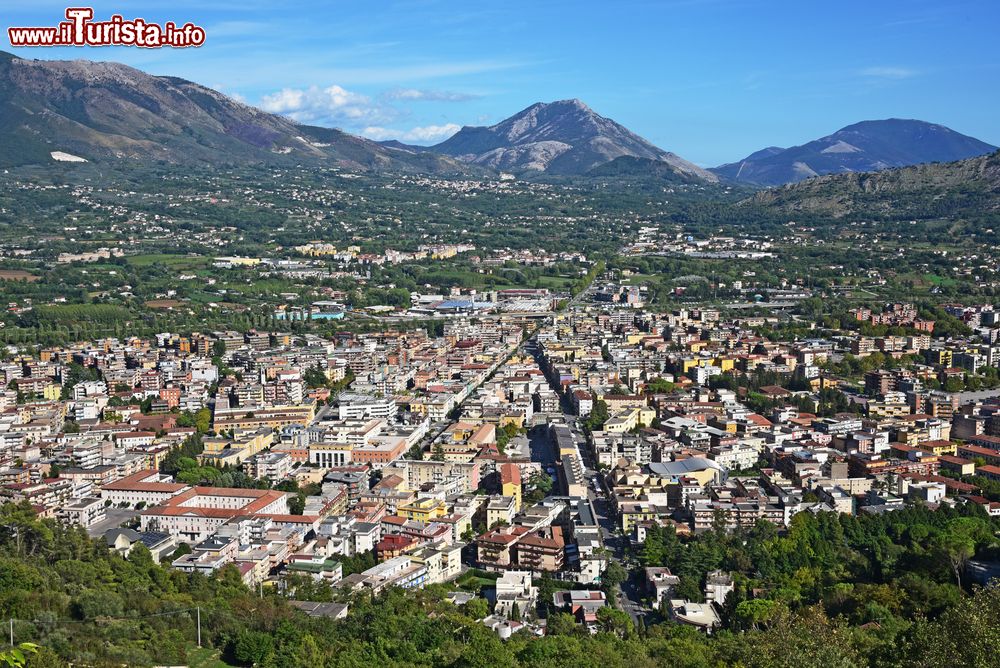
232,630 -> 275,667
596,606 -> 632,637
545,612 -> 581,636
0,644 -> 38,668
431,442 -> 446,461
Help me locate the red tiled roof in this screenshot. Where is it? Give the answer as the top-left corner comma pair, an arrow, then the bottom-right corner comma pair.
101,469 -> 186,493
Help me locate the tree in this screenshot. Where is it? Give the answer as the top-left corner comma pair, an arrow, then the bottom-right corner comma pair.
584,398 -> 609,432
906,583 -> 1000,667
496,422 -> 522,454
733,599 -> 782,631
0,644 -> 38,668
463,598 -> 489,619
935,516 -> 991,589
454,624 -> 516,668
527,471 -> 553,494
596,606 -> 632,637
232,630 -> 274,667
0,501 -> 53,557
645,377 -> 676,394
640,523 -> 666,567
169,543 -> 192,560
545,612 -> 580,636
291,634 -> 324,666
602,561 -> 628,601
303,364 -> 329,389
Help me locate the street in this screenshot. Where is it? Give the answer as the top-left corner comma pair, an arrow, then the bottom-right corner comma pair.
525,297 -> 650,624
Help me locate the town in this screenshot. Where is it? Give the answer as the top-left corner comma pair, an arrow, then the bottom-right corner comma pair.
4,257 -> 1000,640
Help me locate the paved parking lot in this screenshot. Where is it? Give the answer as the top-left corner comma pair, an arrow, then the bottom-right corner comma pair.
86,508 -> 140,538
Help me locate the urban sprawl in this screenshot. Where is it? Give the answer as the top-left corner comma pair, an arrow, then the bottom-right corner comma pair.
5,266 -> 1000,636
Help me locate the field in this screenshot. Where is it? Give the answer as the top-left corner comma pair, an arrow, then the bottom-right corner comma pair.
144,299 -> 185,309
923,273 -> 959,288
126,254 -> 210,270
455,568 -> 499,592
185,646 -> 236,668
0,269 -> 39,282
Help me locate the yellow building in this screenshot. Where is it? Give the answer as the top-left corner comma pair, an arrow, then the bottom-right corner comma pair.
714,357 -> 736,372
199,428 -> 275,467
681,357 -> 714,373
500,463 -> 522,511
214,256 -> 261,267
294,242 -> 339,256
397,497 -> 448,522
602,407 -> 656,434
927,349 -> 953,367
917,440 -> 957,456
618,501 -> 674,534
499,413 -> 525,429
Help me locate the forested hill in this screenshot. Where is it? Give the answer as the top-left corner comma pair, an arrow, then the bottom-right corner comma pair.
748,148 -> 1000,219
1,499 -> 998,666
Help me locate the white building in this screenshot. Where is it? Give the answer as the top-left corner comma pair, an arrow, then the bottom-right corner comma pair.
140,487 -> 290,543
494,570 -> 538,620
101,470 -> 189,508
60,496 -> 107,528
337,393 -> 398,421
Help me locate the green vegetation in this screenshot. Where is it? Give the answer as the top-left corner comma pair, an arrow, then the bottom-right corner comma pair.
1,499 -> 999,666
0,154 -> 997,348
496,423 -> 524,454
583,397 -> 609,432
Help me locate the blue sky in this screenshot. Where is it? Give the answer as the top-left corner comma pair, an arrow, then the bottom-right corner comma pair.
4,0 -> 999,165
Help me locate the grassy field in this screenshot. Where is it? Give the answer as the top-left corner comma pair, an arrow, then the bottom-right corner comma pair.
185,645 -> 236,668
534,274 -> 576,290
923,273 -> 958,288
126,253 -> 210,269
455,568 -> 499,592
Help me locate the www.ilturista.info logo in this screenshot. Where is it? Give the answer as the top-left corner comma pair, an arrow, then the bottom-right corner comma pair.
8,8 -> 206,48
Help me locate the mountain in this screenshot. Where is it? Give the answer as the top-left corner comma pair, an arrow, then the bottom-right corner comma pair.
712,119 -> 997,186
748,148 -> 1000,219
0,51 -> 465,173
430,99 -> 716,180
586,156 -> 703,183
378,140 -> 427,152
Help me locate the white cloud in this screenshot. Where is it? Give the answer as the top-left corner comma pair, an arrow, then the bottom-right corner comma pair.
382,88 -> 478,102
858,66 -> 919,80
258,85 -> 392,126
362,123 -> 462,143
258,82 -> 476,139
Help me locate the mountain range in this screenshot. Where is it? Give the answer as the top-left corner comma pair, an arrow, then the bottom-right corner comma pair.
1,50 -> 996,188
0,51 -> 711,179
711,119 -> 997,186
